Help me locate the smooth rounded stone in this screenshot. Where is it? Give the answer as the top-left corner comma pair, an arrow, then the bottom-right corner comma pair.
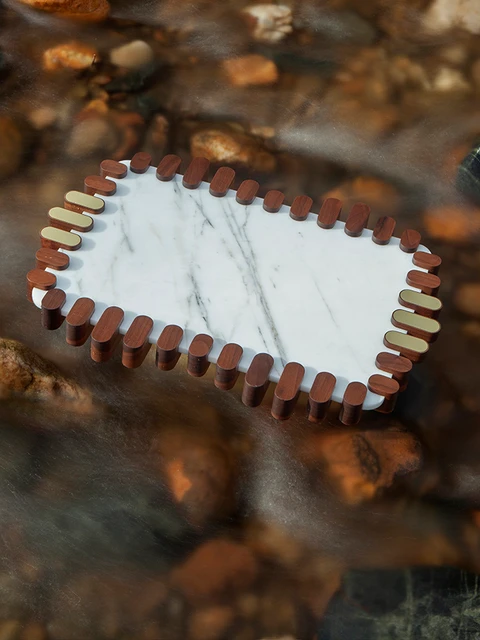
190,128 -> 276,173
109,40 -> 154,70
454,283 -> 480,318
66,117 -> 119,158
424,0 -> 480,35
242,4 -> 293,43
188,605 -> 235,640
432,67 -> 470,92
0,116 -> 24,180
0,338 -> 92,412
15,0 -> 109,20
42,42 -> 98,71
222,54 -> 279,87
170,538 -> 258,604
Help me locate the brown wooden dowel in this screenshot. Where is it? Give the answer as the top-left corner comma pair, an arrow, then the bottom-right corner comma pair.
36,248 -> 70,271
182,157 -> 210,189
242,353 -> 274,407
156,155 -> 181,181
84,175 -> 117,196
368,374 -> 399,397
130,152 -> 152,174
344,203 -> 370,237
91,306 -> 124,362
210,167 -> 235,197
26,268 -> 56,302
289,196 -> 312,222
406,270 -> 441,296
412,252 -> 441,274
263,190 -> 284,213
317,198 -> 342,229
187,334 -> 214,376
372,216 -> 396,245
215,343 -> 243,390
271,362 -> 305,420
400,229 -> 421,253
66,297 -> 95,346
100,159 -> 127,179
307,372 -> 336,422
41,288 -> 66,330
122,315 -> 153,368
156,325 -> 183,371
236,180 -> 259,205
339,381 -> 367,425
375,352 -> 412,390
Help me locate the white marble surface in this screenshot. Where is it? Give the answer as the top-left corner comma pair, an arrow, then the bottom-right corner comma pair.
33,161 -> 430,410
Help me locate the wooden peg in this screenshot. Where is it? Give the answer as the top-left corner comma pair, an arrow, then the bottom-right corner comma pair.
130,152 -> 152,174
263,190 -> 284,213
187,334 -> 214,376
406,270 -> 441,296
242,353 -> 274,407
383,330 -> 429,363
182,157 -> 210,189
289,196 -> 312,221
64,191 -> 105,215
91,306 -> 124,362
271,362 -> 305,420
215,343 -> 243,390
156,155 -> 181,181
84,175 -> 117,196
339,382 -> 367,425
156,325 -> 183,371
307,372 -> 336,422
398,289 -> 442,318
375,352 -> 412,390
41,288 -> 66,330
40,227 -> 82,251
317,198 -> 342,229
26,269 -> 56,302
36,248 -> 69,271
210,167 -> 235,197
368,374 -> 400,414
372,216 -> 396,245
122,315 -> 153,368
391,309 -> 441,342
344,203 -> 370,237
66,297 -> 95,346
100,159 -> 127,179
236,179 -> 259,205
412,252 -> 442,274
400,229 -> 421,253
48,207 -> 93,233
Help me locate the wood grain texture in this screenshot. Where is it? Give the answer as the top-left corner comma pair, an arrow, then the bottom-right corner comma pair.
289,195 -> 312,222
398,289 -> 442,318
271,362 -> 305,420
91,306 -> 124,362
242,353 -> 274,407
210,167 -> 235,197
214,343 -> 243,390
263,190 -> 284,213
41,288 -> 66,330
26,268 -> 56,302
156,325 -> 183,371
400,229 -> 421,253
384,330 -> 429,363
36,248 -> 70,271
187,333 -> 214,377
66,297 -> 95,346
317,198 -> 342,229
182,157 -> 210,190
64,191 -> 105,214
406,270 -> 441,295
339,381 -> 367,425
413,251 -> 442,274
375,352 -> 412,388
40,227 -> 82,251
391,309 -> 441,342
156,155 -> 181,182
130,152 -> 152,174
100,159 -> 127,179
372,216 -> 396,245
122,315 -> 153,368
307,372 -> 336,422
84,175 -> 116,196
48,207 -> 93,233
236,179 -> 259,205
368,374 -> 399,397
344,203 -> 370,237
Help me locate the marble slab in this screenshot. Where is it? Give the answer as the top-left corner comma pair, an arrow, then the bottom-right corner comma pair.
33,161 -> 431,410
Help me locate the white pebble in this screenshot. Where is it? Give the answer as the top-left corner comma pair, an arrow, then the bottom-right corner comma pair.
109,40 -> 154,70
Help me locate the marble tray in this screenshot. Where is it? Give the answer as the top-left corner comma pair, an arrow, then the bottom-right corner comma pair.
28,153 -> 443,424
